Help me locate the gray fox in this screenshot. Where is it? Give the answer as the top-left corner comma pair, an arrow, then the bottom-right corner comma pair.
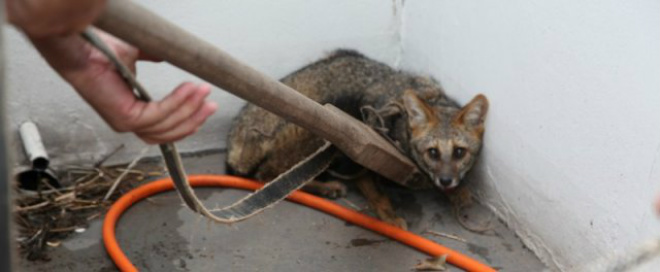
226,50 -> 488,228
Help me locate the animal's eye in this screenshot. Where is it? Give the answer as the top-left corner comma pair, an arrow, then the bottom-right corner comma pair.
427,148 -> 440,160
453,147 -> 466,159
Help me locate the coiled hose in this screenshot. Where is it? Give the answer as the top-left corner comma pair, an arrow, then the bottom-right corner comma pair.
102,175 -> 496,272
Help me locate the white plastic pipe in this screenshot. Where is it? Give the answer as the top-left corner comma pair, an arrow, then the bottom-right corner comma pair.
18,122 -> 49,170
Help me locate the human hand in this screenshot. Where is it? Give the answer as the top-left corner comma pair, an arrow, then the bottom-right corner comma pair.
6,0 -> 107,38
30,30 -> 218,144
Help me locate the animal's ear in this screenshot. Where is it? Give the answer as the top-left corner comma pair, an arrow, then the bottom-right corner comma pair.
402,90 -> 437,135
454,94 -> 489,135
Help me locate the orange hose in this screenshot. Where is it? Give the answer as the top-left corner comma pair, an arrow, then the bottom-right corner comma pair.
102,175 -> 496,272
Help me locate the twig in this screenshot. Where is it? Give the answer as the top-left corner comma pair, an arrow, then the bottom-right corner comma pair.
86,213 -> 102,221
103,146 -> 150,201
54,192 -> 75,202
39,177 -> 61,195
71,199 -> 100,205
423,230 -> 468,243
64,168 -> 98,174
49,226 -> 79,233
147,171 -> 164,177
113,168 -> 145,175
94,144 -> 125,167
22,229 -> 44,245
71,172 -> 95,185
69,205 -> 103,211
75,173 -> 104,189
98,169 -> 116,184
15,201 -> 51,213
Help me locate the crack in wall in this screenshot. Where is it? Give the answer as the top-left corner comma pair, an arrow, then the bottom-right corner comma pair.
392,0 -> 405,69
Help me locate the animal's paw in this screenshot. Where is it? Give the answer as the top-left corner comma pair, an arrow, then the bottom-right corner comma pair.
377,211 -> 408,230
316,180 -> 348,199
388,216 -> 408,231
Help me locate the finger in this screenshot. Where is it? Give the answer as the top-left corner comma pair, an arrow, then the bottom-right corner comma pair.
138,102 -> 217,144
138,101 -> 217,144
140,101 -> 217,143
136,84 -> 212,135
132,82 -> 199,128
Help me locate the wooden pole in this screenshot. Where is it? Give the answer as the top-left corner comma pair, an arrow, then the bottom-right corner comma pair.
94,0 -> 417,184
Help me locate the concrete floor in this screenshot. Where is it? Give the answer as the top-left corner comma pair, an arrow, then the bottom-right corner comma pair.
18,151 -> 546,271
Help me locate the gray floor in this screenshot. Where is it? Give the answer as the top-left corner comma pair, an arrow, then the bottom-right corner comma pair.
18,152 -> 546,271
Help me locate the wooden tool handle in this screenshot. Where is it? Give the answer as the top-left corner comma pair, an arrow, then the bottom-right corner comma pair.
94,0 -> 417,183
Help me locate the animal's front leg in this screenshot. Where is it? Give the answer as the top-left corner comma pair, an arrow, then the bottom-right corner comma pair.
303,180 -> 347,199
356,175 -> 408,230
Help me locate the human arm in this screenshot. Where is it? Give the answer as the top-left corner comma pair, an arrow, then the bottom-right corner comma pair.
6,0 -> 218,144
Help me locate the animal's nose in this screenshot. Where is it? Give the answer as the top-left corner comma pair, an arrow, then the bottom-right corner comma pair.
439,177 -> 452,186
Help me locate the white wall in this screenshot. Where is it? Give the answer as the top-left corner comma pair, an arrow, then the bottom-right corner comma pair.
6,0 -> 403,166
401,0 -> 660,270
8,0 -> 660,270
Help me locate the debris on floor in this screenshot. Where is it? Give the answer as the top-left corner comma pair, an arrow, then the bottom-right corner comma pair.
14,152 -> 164,261
414,254 -> 449,271
16,152 -> 547,271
